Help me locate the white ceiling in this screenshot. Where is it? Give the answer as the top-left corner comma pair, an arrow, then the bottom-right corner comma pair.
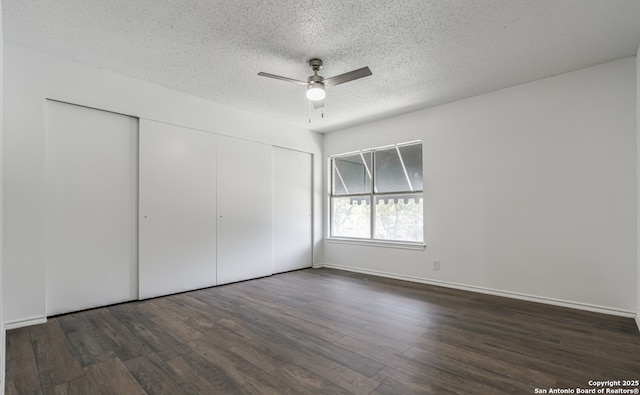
4,1 -> 640,133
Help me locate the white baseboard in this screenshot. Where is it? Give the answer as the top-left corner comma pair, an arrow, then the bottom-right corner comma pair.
315,263 -> 636,318
5,316 -> 47,330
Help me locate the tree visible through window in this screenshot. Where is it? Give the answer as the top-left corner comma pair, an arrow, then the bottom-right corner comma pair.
330,142 -> 423,243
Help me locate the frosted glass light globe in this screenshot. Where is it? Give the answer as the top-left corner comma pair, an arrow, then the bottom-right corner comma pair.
306,83 -> 326,101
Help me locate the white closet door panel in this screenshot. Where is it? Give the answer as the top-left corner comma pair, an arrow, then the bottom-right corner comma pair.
217,136 -> 272,285
139,120 -> 217,299
45,101 -> 138,316
272,147 -> 313,274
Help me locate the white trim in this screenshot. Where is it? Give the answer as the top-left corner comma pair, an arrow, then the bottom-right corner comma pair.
636,316 -> 640,331
315,263 -> 636,318
326,238 -> 426,251
5,316 -> 47,330
328,140 -> 422,159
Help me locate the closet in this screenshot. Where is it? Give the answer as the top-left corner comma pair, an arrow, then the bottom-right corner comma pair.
45,101 -> 138,315
216,135 -> 273,285
138,120 -> 217,299
272,147 -> 313,274
45,103 -> 313,313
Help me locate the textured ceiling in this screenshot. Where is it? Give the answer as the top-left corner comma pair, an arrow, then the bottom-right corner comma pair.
4,1 -> 640,132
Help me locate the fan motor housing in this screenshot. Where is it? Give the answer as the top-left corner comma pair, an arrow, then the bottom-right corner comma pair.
308,74 -> 324,83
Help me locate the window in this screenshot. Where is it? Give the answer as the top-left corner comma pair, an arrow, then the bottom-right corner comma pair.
330,141 -> 423,243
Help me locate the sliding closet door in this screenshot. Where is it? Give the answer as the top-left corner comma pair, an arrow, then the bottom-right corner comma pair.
272,147 -> 313,273
45,100 -> 138,316
217,135 -> 272,284
138,120 -> 217,299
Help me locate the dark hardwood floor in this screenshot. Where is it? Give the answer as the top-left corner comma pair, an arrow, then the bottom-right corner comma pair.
5,268 -> 640,394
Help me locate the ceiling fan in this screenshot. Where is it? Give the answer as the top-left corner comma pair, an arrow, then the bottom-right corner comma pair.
258,59 -> 372,109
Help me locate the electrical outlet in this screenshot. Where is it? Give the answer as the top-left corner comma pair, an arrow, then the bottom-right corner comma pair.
433,260 -> 440,270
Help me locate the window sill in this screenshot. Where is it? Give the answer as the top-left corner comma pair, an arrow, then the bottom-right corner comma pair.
326,238 -> 426,251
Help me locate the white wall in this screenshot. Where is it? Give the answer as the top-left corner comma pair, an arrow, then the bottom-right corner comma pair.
0,0 -> 5,391
323,58 -> 637,316
637,46 -> 640,330
2,43 -> 324,326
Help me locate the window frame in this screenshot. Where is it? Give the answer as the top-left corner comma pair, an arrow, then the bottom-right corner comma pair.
328,141 -> 425,248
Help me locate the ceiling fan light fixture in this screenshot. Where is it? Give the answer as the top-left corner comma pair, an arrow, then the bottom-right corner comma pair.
306,82 -> 325,101
258,59 -> 372,108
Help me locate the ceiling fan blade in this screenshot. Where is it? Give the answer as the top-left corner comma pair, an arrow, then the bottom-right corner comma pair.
312,99 -> 325,110
324,66 -> 372,87
257,72 -> 308,86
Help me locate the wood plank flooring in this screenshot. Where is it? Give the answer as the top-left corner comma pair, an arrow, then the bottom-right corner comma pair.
5,268 -> 640,394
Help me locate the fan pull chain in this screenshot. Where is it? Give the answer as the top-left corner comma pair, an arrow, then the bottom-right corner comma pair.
308,99 -> 325,123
